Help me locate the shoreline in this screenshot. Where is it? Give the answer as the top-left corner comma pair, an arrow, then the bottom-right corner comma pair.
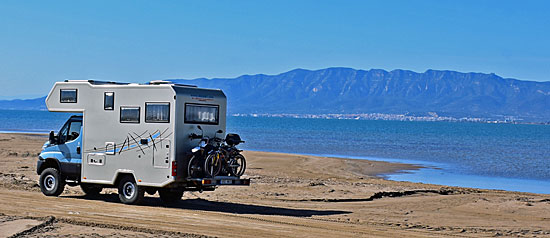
0,130 -> 50,134
243,150 -> 423,181
3,132 -> 549,195
243,148 -> 550,195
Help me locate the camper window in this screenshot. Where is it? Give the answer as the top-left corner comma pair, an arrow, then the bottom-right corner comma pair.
104,92 -> 114,110
184,103 -> 219,125
145,102 -> 170,123
60,89 -> 77,103
120,107 -> 140,123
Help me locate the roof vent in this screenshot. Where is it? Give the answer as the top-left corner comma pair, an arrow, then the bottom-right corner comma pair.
173,83 -> 197,87
63,79 -> 129,85
149,80 -> 173,85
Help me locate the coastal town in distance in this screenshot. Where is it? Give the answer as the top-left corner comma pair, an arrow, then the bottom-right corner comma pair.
232,112 -> 550,125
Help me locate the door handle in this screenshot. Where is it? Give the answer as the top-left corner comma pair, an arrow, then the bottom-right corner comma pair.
76,146 -> 81,154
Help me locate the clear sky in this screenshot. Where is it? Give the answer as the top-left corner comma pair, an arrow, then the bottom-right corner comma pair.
1,0 -> 549,99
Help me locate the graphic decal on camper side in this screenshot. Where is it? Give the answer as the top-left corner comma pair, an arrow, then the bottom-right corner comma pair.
83,128 -> 172,155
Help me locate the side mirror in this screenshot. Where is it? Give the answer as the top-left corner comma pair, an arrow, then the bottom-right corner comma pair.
197,125 -> 202,130
49,131 -> 56,144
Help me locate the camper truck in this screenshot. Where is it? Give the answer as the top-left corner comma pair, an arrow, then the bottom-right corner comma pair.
36,80 -> 249,204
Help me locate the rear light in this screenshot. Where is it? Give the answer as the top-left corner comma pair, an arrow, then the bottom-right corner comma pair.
171,161 -> 177,176
202,179 -> 211,185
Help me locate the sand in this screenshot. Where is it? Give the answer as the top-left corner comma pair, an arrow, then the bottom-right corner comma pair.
0,133 -> 549,237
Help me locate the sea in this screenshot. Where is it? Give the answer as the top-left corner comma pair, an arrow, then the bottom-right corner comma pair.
1,109 -> 549,194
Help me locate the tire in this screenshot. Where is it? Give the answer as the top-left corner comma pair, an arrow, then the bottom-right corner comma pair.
118,176 -> 145,205
187,155 -> 203,178
229,154 -> 247,177
39,168 -> 65,196
159,188 -> 184,204
204,152 -> 222,177
80,184 -> 103,196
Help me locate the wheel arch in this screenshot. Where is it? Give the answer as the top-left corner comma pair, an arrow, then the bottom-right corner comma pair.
37,157 -> 61,175
113,172 -> 136,186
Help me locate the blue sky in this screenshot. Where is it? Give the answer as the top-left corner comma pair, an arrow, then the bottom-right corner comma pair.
1,0 -> 549,99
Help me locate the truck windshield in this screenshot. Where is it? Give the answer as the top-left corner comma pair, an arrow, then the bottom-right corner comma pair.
58,120 -> 82,143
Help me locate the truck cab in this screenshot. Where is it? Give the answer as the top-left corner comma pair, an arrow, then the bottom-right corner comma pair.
37,116 -> 84,195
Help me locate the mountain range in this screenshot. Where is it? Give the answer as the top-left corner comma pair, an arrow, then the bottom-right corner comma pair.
1,68 -> 549,121
171,68 -> 550,121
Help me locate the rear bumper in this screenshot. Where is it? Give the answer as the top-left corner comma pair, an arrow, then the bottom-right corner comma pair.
187,176 -> 250,187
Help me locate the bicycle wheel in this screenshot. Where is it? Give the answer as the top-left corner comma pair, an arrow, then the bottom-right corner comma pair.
187,155 -> 202,178
204,152 -> 222,177
229,154 -> 246,177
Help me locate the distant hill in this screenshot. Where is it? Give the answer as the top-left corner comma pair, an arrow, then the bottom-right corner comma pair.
170,68 -> 550,121
1,68 -> 549,121
0,96 -> 46,110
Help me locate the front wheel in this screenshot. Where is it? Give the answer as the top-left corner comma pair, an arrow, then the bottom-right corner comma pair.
118,176 -> 145,205
39,168 -> 65,196
229,154 -> 247,177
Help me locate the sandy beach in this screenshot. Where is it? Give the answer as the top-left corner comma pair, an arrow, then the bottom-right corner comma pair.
1,133 -> 549,237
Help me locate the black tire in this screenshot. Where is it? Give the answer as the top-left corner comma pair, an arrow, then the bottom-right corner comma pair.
80,184 -> 103,196
39,168 -> 65,196
229,154 -> 247,177
204,152 -> 222,177
187,155 -> 203,178
159,188 -> 184,204
118,176 -> 145,205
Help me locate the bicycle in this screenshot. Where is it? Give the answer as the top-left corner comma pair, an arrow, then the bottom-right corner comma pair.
187,126 -> 223,178
204,133 -> 246,177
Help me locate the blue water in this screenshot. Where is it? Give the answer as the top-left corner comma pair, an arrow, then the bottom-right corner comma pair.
2,110 -> 549,193
227,117 -> 550,193
0,110 -> 75,133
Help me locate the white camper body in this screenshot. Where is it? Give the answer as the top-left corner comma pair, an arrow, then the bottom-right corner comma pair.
40,80 -> 247,191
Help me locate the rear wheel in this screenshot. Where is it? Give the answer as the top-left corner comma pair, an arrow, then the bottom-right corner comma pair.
118,176 -> 144,205
204,152 -> 222,177
159,188 -> 184,204
39,168 -> 65,196
229,154 -> 247,177
187,155 -> 203,178
80,184 -> 103,196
